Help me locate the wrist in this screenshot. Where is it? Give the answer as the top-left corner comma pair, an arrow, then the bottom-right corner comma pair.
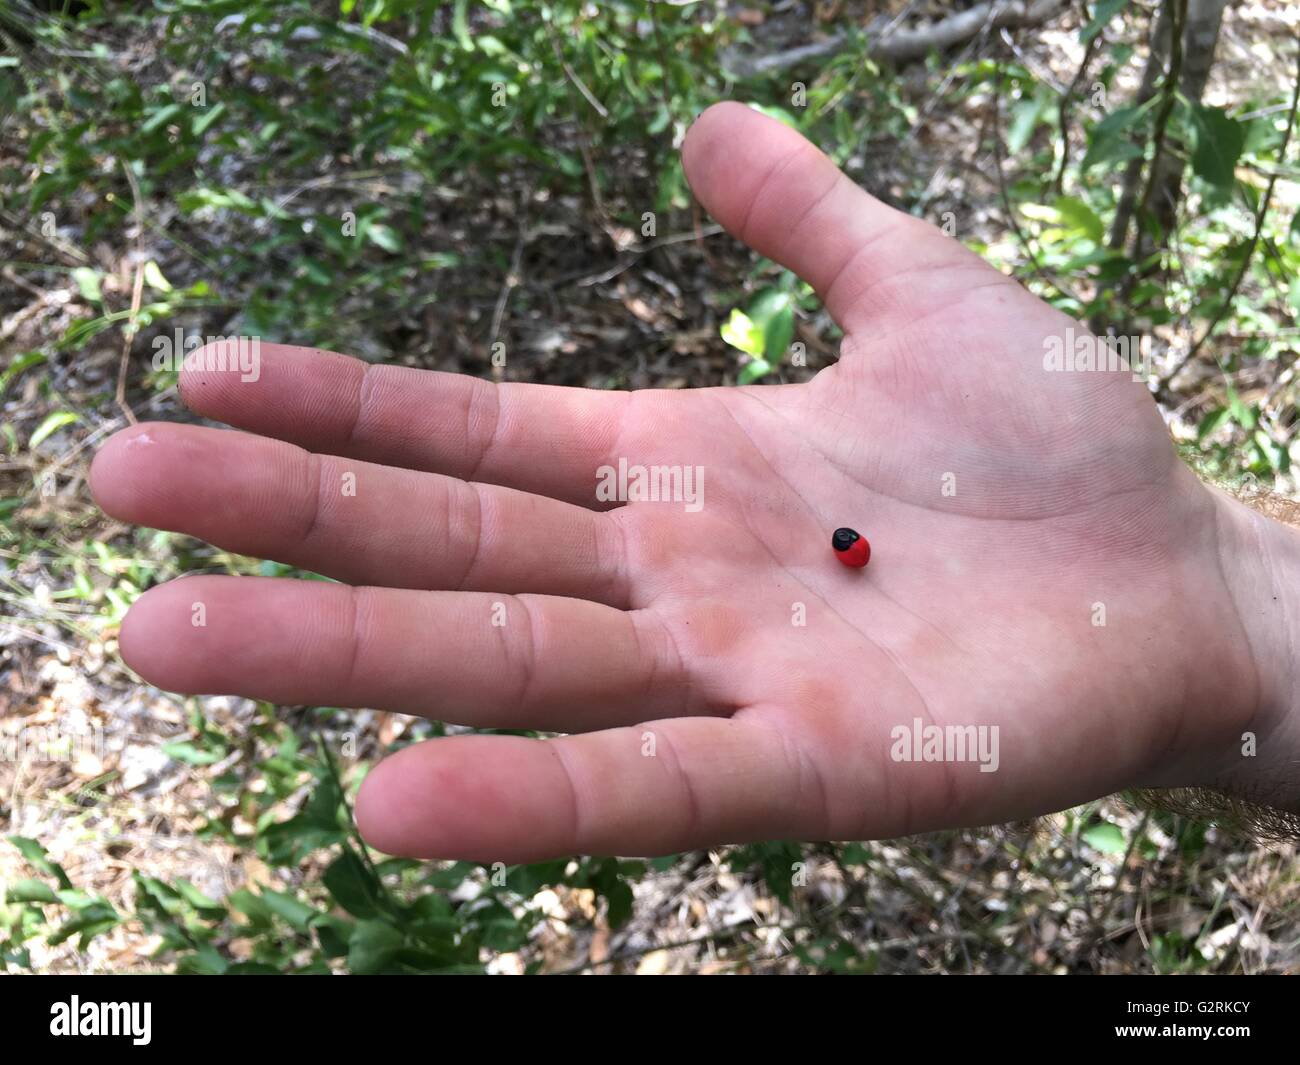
1202,486 -> 1300,811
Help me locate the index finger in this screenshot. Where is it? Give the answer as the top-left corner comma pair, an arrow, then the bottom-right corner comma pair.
179,342 -> 631,508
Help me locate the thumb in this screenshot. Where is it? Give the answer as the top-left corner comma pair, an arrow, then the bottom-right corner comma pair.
682,101 -> 993,335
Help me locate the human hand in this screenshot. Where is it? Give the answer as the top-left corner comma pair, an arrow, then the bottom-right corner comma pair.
91,102 -> 1297,860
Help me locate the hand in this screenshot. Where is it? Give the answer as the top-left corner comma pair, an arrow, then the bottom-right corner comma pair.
92,102 -> 1293,861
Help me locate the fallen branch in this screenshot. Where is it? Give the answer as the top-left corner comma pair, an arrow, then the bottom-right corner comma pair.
725,0 -> 1069,77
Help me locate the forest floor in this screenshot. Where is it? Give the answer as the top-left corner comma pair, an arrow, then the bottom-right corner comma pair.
3,1 -> 1299,973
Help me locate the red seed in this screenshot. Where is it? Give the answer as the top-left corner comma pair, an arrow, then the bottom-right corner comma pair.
832,527 -> 870,568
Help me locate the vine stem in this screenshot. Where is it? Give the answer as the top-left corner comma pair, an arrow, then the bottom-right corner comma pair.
316,732 -> 402,914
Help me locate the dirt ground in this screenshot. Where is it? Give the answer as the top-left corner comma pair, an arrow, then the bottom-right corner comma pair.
3,1 -> 1299,973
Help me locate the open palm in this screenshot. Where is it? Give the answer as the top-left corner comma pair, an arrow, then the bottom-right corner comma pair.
93,103 -> 1257,861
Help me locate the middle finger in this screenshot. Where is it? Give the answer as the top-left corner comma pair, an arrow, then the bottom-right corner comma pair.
92,422 -> 631,606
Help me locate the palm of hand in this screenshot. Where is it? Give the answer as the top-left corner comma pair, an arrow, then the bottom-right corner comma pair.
92,103 -> 1254,862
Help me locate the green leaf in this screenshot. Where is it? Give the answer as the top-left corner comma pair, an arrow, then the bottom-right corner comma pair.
1018,203 -> 1061,224
47,902 -> 119,947
142,260 -> 173,292
1054,196 -> 1105,242
762,308 -> 794,361
1197,407 -> 1230,441
6,879 -> 60,904
174,879 -> 225,915
720,309 -> 765,358
1190,105 -> 1245,189
71,266 -> 103,303
590,859 -> 634,929
226,889 -> 273,927
452,0 -> 473,50
605,879 -> 633,928
186,944 -> 229,974
160,741 -> 222,765
347,919 -> 404,974
366,224 -> 402,253
0,351 -> 47,395
749,290 -> 795,361
760,841 -> 803,904
301,775 -> 344,829
1081,0 -> 1126,44
56,889 -> 100,910
1226,383 -> 1256,430
7,836 -> 73,889
840,842 -> 871,864
260,890 -> 319,933
406,894 -> 459,951
1007,90 -> 1048,154
1093,103 -> 1146,137
28,411 -> 79,450
1082,821 -> 1126,855
323,849 -> 384,919
191,101 -> 226,136
133,876 -> 184,916
313,915 -> 355,959
1254,429 -> 1287,473
747,288 -> 790,323
737,358 -> 772,385
140,103 -> 183,135
1082,103 -> 1150,170
505,859 -> 569,896
747,103 -> 798,128
177,187 -> 258,214
262,816 -> 342,865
